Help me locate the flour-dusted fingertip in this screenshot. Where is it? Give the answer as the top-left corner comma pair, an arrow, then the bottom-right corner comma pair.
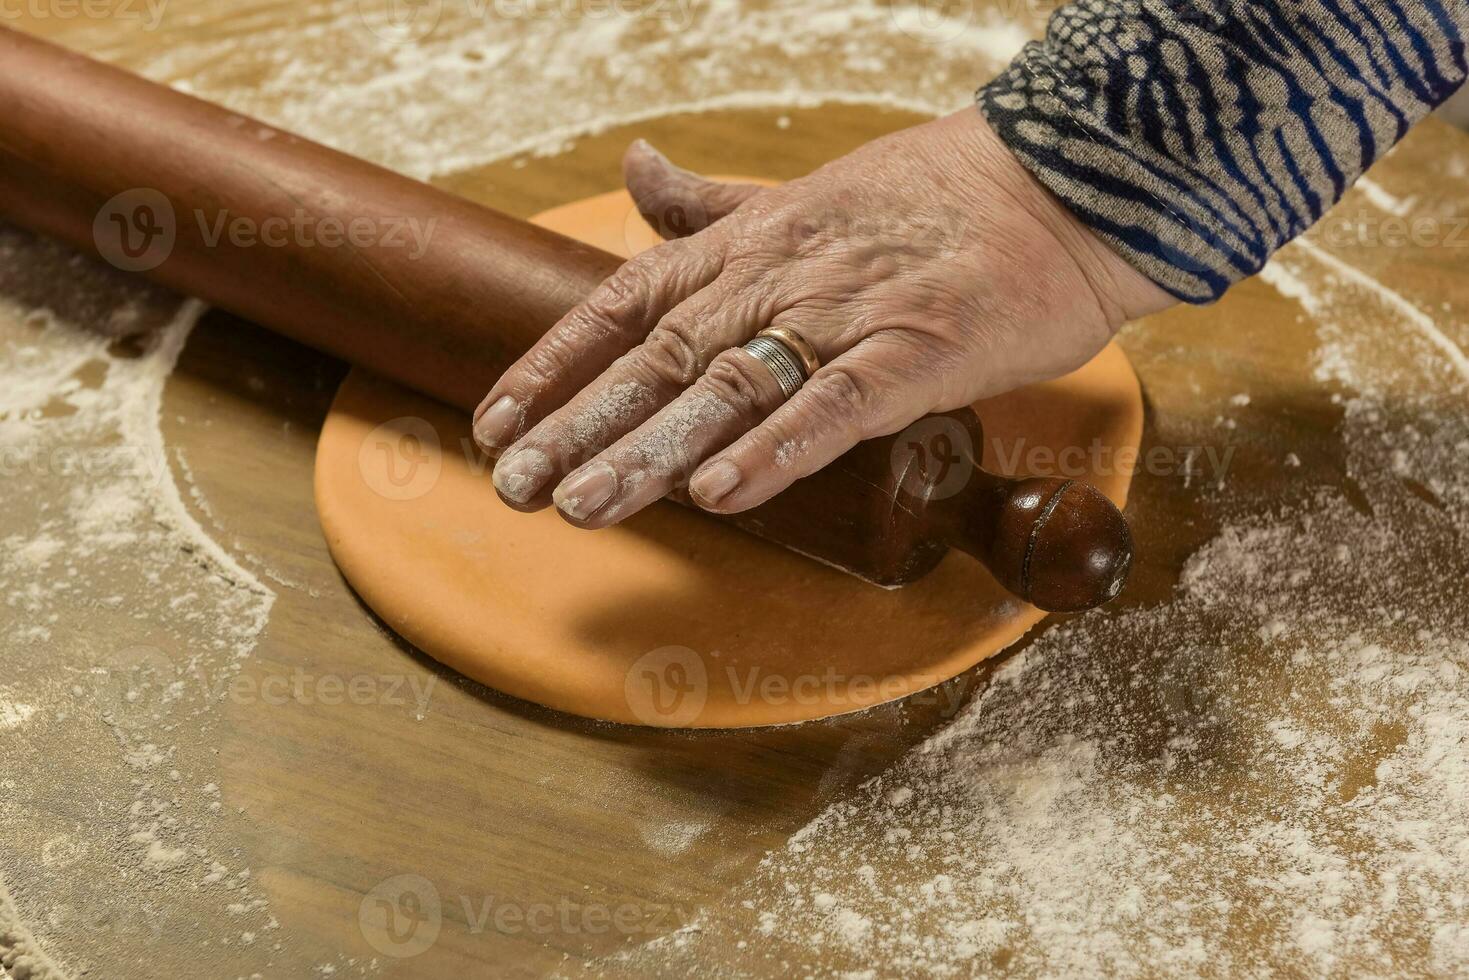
553,462 -> 617,523
493,446 -> 553,506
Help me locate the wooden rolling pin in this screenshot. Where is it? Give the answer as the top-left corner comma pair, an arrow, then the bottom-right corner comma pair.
0,26 -> 1132,612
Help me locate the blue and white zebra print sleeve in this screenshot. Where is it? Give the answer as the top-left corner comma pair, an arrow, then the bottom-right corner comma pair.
978,0 -> 1469,303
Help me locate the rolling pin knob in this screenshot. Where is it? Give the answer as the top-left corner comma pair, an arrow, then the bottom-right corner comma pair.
903,411 -> 1134,611
974,476 -> 1134,613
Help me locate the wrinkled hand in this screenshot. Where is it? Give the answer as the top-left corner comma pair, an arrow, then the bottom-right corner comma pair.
471,109 -> 1174,527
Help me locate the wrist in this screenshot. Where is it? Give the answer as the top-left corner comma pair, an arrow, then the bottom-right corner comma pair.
942,108 -> 1176,327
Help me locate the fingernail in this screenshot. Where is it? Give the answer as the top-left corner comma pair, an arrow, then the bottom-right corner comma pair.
493,447 -> 551,504
473,396 -> 520,450
690,460 -> 741,506
554,462 -> 617,521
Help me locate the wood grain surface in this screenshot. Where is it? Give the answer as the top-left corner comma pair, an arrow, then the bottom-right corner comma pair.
4,3 -> 1468,978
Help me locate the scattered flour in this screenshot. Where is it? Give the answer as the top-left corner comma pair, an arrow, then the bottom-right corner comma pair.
5,4 -> 1031,976
4,2 -> 1467,978
1354,176 -> 1416,218
636,217 -> 1469,975
642,819 -> 713,858
125,0 -> 1031,179
2,3 -> 1034,975
0,881 -> 70,980
0,694 -> 37,733
0,235 -> 277,978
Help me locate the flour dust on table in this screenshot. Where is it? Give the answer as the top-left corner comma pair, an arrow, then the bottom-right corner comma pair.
4,2 -> 1468,977
2,4 -> 1035,976
624,224 -> 1469,978
0,230 -> 281,979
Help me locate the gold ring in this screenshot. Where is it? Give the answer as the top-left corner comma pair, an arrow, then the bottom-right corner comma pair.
757,326 -> 821,378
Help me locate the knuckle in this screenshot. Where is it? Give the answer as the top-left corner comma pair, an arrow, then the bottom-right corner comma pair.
701,350 -> 771,419
587,267 -> 653,326
799,365 -> 887,437
515,333 -> 579,393
578,294 -> 630,335
590,242 -> 703,328
810,367 -> 883,432
723,221 -> 785,270
638,317 -> 706,387
593,248 -> 676,309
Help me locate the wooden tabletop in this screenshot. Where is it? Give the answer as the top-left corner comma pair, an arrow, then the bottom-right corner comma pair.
3,4 -> 1467,979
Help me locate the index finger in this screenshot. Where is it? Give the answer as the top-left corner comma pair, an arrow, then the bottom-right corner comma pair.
471,239 -> 721,452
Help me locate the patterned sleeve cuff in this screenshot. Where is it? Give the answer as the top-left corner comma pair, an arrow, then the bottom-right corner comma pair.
978,0 -> 1469,304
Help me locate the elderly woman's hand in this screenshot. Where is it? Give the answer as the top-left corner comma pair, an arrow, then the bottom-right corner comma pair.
471,109 -> 1174,527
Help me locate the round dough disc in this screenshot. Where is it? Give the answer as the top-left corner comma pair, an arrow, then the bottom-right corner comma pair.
314,185 -> 1144,728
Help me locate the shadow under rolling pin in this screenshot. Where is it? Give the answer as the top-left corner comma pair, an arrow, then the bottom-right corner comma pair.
0,25 -> 1132,612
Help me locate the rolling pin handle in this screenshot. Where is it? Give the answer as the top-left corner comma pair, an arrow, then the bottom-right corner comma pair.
927,474 -> 1134,613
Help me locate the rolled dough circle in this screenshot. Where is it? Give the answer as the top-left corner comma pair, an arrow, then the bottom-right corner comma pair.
313,186 -> 1144,728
